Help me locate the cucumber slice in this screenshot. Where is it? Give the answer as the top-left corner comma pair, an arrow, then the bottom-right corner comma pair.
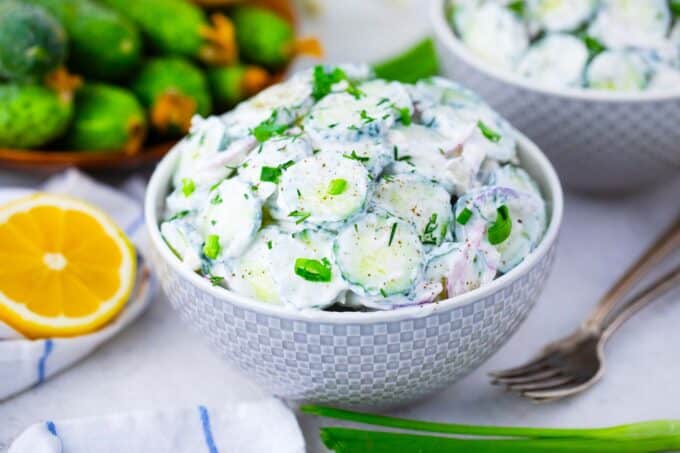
453,2 -> 529,70
275,150 -> 370,226
414,241 -> 499,301
588,0 -> 671,50
408,76 -> 482,110
527,0 -> 598,32
197,178 -> 262,259
303,79 -> 412,142
517,34 -> 589,87
270,229 -> 348,309
172,116 -> 255,189
372,173 -> 453,246
487,164 -> 543,200
454,186 -> 546,273
586,50 -> 651,91
238,134 -> 313,200
160,218 -> 202,270
334,213 -> 424,296
226,227 -> 283,305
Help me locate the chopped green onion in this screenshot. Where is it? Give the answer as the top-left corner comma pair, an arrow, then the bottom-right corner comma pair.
456,207 -> 473,225
327,178 -> 348,196
252,110 -> 287,142
379,288 -> 388,297
393,146 -> 411,161
477,120 -> 502,143
181,178 -> 195,197
210,193 -> 223,205
398,107 -> 411,125
343,150 -> 370,162
421,213 -> 439,245
167,210 -> 190,221
360,109 -> 375,123
289,210 -> 311,224
208,275 -> 224,286
487,204 -> 512,245
312,65 -> 347,100
267,240 -> 273,250
294,257 -> 332,282
203,234 -> 221,259
388,222 -> 398,246
507,0 -> 525,16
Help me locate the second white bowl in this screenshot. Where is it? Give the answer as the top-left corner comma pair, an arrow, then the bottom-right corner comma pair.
431,0 -> 680,193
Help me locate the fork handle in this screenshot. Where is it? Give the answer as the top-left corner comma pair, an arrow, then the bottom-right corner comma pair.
601,265 -> 680,341
584,214 -> 680,331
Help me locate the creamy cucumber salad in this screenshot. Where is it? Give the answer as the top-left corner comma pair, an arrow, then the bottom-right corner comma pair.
448,0 -> 680,91
160,65 -> 547,311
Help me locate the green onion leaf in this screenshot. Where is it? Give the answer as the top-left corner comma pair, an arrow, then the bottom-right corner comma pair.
288,210 -> 311,224
294,257 -> 332,282
167,210 -> 190,221
379,288 -> 388,297
477,120 -> 502,143
421,213 -> 440,245
343,150 -> 370,162
327,178 -> 348,196
456,207 -> 473,225
203,234 -> 221,259
393,145 -> 412,161
181,178 -> 195,197
487,204 -> 511,245
388,222 -> 398,246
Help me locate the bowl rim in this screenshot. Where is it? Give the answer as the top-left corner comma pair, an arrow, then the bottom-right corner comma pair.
429,0 -> 680,103
145,131 -> 563,324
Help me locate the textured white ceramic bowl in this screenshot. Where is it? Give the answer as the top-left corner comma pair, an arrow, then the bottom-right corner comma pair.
431,0 -> 680,193
146,132 -> 563,408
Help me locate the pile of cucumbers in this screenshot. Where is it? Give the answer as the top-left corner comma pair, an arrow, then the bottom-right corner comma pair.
0,0 -> 303,152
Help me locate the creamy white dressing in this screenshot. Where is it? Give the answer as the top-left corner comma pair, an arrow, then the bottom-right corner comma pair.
161,65 -> 547,311
449,0 -> 680,91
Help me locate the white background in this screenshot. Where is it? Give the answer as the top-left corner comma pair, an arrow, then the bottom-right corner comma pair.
1,1 -> 679,451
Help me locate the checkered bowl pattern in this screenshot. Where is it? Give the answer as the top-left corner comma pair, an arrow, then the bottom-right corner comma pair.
431,0 -> 680,194
146,126 -> 563,410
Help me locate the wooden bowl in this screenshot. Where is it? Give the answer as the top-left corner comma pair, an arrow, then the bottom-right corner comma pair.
0,0 -> 295,174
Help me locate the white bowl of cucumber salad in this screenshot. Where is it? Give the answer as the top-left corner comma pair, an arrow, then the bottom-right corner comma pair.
146,64 -> 562,407
432,0 -> 680,193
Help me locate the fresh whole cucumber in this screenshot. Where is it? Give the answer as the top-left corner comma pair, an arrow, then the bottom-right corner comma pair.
207,64 -> 269,110
61,84 -> 147,153
0,1 -> 67,82
99,0 -> 236,65
0,84 -> 72,148
24,0 -> 142,81
131,57 -> 212,135
231,6 -> 296,69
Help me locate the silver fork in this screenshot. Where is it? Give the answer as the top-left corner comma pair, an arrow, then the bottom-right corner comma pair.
490,216 -> 680,401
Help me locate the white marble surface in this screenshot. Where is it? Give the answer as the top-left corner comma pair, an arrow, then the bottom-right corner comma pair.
1,1 -> 680,451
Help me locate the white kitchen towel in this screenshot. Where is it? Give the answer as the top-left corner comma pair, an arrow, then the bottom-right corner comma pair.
8,398 -> 305,453
0,169 -> 156,400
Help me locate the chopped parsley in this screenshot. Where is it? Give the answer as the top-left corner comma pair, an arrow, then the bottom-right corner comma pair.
327,178 -> 348,195
380,288 -> 388,297
488,204 -> 512,245
181,178 -> 195,197
312,65 -> 347,100
507,0 -> 525,16
456,207 -> 473,225
288,210 -> 311,224
388,222 -> 398,246
294,257 -> 332,282
208,275 -> 224,286
168,210 -> 190,221
267,240 -> 273,250
360,109 -> 375,123
393,145 -> 411,161
582,34 -> 606,58
672,0 -> 680,17
252,110 -> 287,142
346,83 -> 364,99
421,213 -> 440,245
343,150 -> 370,162
477,120 -> 502,143
203,235 -> 221,260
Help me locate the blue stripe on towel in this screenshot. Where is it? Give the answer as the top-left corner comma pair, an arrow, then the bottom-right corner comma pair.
46,421 -> 57,436
37,339 -> 54,385
198,406 -> 218,453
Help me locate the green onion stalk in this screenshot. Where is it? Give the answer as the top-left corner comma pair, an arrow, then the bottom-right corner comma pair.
302,405 -> 680,452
